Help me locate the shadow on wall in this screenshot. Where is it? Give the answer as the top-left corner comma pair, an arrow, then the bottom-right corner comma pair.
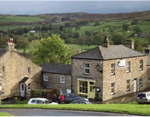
8,70 -> 42,100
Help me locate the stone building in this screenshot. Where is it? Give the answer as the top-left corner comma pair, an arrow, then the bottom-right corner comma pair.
0,42 -> 42,99
41,63 -> 71,94
71,37 -> 148,101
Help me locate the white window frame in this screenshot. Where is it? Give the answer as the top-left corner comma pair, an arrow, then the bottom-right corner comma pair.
84,63 -> 90,74
111,82 -> 115,94
127,61 -> 131,73
126,79 -> 130,91
140,60 -> 143,71
43,74 -> 48,81
111,63 -> 115,75
60,76 -> 65,84
139,79 -> 143,87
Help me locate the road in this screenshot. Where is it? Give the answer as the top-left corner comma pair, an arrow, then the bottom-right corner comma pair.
0,109 -> 135,116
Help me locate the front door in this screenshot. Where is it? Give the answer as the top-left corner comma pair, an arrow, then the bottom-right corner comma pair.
88,81 -> 95,99
134,79 -> 137,92
20,83 -> 25,97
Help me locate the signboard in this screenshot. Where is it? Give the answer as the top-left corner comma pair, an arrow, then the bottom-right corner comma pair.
118,59 -> 126,67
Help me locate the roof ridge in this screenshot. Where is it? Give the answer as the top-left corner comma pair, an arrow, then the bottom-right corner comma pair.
71,46 -> 99,58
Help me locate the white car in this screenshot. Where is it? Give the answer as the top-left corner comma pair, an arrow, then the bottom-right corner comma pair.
28,98 -> 50,105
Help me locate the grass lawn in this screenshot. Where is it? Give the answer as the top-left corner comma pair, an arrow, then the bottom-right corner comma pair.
0,15 -> 44,23
0,104 -> 150,116
0,112 -> 13,116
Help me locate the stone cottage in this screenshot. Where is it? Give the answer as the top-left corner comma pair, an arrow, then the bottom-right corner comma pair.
0,42 -> 42,99
71,37 -> 148,101
41,63 -> 71,94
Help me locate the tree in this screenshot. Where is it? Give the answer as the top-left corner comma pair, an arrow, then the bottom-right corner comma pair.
134,40 -> 143,51
122,23 -> 129,31
131,19 -> 138,25
94,21 -> 100,26
84,30 -> 92,36
93,33 -> 105,45
30,34 -> 72,64
111,33 -> 127,45
16,38 -> 29,53
73,32 -> 80,39
133,26 -> 142,34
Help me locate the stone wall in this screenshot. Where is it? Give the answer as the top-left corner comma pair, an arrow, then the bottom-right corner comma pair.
0,51 -> 42,99
72,58 -> 103,99
42,73 -> 71,94
103,56 -> 148,101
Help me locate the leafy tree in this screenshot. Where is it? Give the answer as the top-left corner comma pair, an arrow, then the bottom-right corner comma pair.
134,40 -> 143,51
122,23 -> 129,31
133,26 -> 142,34
111,33 -> 127,45
77,36 -> 86,46
73,32 -> 80,39
84,30 -> 92,36
94,21 -> 100,26
16,38 -> 29,53
131,19 -> 138,25
93,33 -> 105,45
109,26 -> 115,32
30,34 -> 72,64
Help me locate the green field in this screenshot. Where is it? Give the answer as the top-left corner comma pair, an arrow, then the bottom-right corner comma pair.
0,112 -> 13,116
0,103 -> 150,116
0,15 -> 44,23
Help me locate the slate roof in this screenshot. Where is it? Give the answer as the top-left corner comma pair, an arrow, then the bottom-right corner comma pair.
72,45 -> 146,60
0,49 -> 31,59
41,63 -> 72,75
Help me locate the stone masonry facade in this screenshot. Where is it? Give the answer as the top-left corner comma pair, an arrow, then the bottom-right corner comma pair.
0,43 -> 42,99
42,73 -> 71,94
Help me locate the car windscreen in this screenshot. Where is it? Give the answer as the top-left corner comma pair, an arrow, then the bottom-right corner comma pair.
31,100 -> 37,103
137,94 -> 146,97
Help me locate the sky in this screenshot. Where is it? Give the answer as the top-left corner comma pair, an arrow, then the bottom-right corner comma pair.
0,1 -> 150,15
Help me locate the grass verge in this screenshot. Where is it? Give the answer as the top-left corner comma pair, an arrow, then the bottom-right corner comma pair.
0,104 -> 150,116
0,112 -> 13,116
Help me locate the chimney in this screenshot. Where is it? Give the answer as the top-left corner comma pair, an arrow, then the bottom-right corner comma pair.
126,39 -> 134,49
6,42 -> 15,52
103,35 -> 109,47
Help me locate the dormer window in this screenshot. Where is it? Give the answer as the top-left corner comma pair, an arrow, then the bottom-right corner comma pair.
84,64 -> 90,74
28,67 -> 31,74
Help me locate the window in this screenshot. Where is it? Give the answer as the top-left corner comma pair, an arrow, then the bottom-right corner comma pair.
84,64 -> 90,74
140,60 -> 143,71
79,81 -> 88,93
127,61 -> 131,72
3,66 -> 5,72
111,63 -> 115,75
43,74 -> 48,81
31,100 -> 37,103
60,89 -> 66,94
111,82 -> 115,94
28,67 -> 31,74
21,84 -> 25,91
60,76 -> 65,83
148,78 -> 150,83
27,83 -> 31,90
66,89 -> 71,93
139,79 -> 143,87
126,79 -> 130,91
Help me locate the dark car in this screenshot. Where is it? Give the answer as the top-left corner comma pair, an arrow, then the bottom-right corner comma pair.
57,93 -> 88,104
70,100 -> 92,104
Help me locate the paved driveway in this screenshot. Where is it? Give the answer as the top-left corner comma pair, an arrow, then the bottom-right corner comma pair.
0,109 -> 135,116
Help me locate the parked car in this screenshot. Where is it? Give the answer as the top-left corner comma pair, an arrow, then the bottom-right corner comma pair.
70,99 -> 92,104
136,91 -> 150,104
57,93 -> 88,104
28,98 -> 50,105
